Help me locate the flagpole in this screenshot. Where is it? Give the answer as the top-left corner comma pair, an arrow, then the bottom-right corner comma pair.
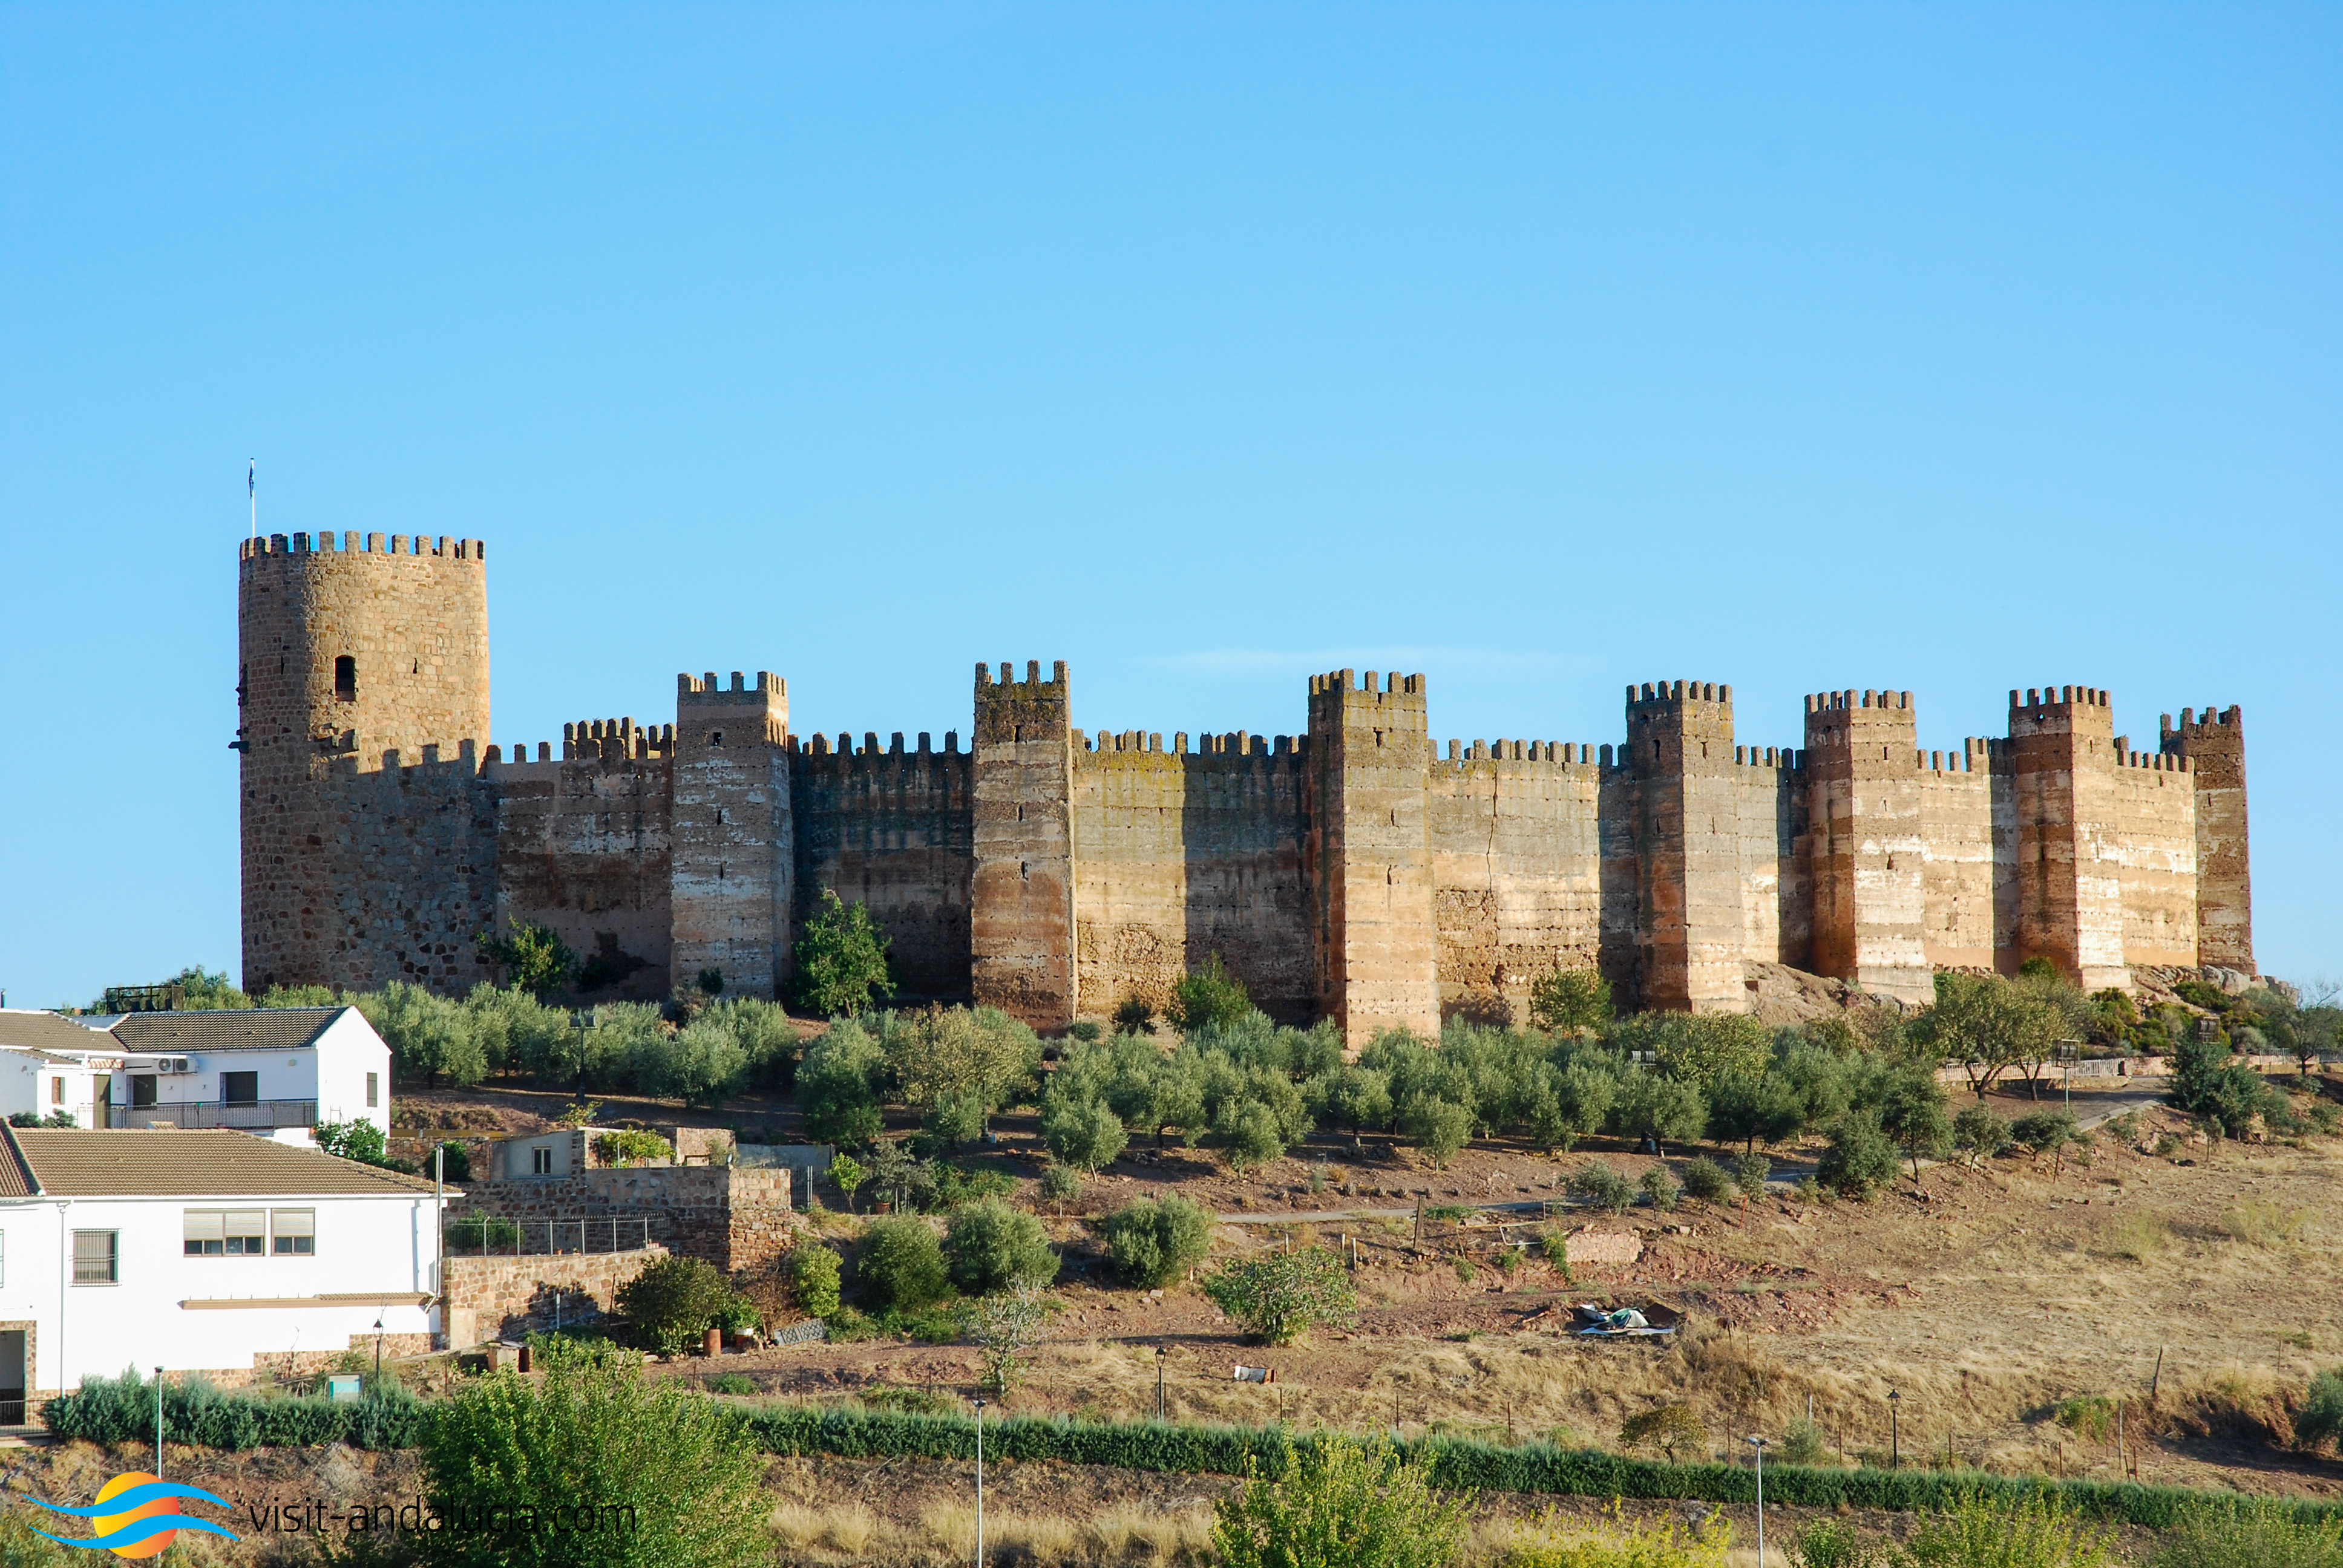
249,459 -> 257,538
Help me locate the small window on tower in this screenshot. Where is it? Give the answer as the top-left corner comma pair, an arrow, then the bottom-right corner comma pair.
335,656 -> 357,701
709,730 -> 724,747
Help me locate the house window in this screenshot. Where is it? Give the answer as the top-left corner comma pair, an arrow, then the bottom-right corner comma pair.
72,1230 -> 117,1285
335,655 -> 357,701
183,1210 -> 266,1256
365,1072 -> 378,1109
49,1078 -> 63,1106
221,1072 -> 259,1106
532,1146 -> 554,1175
131,1075 -> 157,1109
272,1210 -> 315,1256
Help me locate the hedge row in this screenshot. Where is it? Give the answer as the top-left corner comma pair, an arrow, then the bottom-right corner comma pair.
42,1377 -> 428,1451
47,1383 -> 2343,1532
746,1406 -> 2343,1532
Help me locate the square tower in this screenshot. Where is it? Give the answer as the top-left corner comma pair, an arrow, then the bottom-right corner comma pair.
2007,685 -> 2126,990
1803,689 -> 1931,1003
971,661 -> 1078,1027
670,672 -> 792,1000
2161,704 -> 2252,972
1306,670 -> 1438,1044
1625,680 -> 1748,1012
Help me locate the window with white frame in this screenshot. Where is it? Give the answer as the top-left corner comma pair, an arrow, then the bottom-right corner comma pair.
272,1210 -> 315,1255
71,1230 -> 116,1284
183,1209 -> 267,1256
532,1146 -> 553,1175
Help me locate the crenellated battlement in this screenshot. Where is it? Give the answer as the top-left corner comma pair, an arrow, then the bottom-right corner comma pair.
238,531 -> 485,564
1306,669 -> 1430,734
678,670 -> 786,703
2007,684 -> 2117,740
1626,678 -> 1732,716
972,659 -> 1071,746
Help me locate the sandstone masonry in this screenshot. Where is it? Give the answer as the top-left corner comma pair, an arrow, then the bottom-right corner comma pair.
239,534 -> 2254,1038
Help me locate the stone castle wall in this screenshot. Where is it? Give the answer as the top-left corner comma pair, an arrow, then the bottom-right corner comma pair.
238,534 -> 2254,1024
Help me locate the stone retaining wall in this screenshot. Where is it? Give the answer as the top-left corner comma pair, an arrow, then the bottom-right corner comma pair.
439,1244 -> 667,1350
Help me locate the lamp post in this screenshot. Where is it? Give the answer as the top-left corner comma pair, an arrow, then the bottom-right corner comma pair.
154,1365 -> 164,1478
971,1397 -> 987,1567
569,1010 -> 594,1104
373,1316 -> 385,1382
1746,1436 -> 1768,1567
1888,1388 -> 1902,1469
1155,1347 -> 1167,1423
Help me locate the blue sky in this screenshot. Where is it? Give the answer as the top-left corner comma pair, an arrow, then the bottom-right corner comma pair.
2,4 -> 2336,1006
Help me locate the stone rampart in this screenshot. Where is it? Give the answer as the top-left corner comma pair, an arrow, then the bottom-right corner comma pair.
794,733 -> 974,1001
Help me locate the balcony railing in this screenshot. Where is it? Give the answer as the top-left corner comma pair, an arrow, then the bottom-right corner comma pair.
106,1099 -> 318,1131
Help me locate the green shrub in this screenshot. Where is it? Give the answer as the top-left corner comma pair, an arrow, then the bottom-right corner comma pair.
1778,1412 -> 1829,1466
474,920 -> 576,998
1529,968 -> 1613,1035
430,1140 -> 473,1182
445,1214 -> 523,1250
790,887 -> 894,1018
1955,1103 -> 2013,1160
43,1365 -> 426,1449
1640,1167 -> 1681,1211
1041,1097 -> 1128,1172
316,1119 -> 393,1166
1789,1517 -> 1886,1568
1214,1433 -> 1473,1568
1217,1099 -> 1288,1170
1679,1157 -> 1732,1204
358,980 -> 488,1088
799,1018 -> 887,1146
1168,954 -> 1254,1034
789,1246 -> 842,1319
1733,1152 -> 1771,1201
1899,1494 -> 2114,1567
1205,1247 -> 1357,1345
704,1373 -> 758,1396
614,1254 -> 739,1356
1569,1160 -> 1635,1214
858,1216 -> 951,1311
1038,1164 -> 1081,1204
1102,1195 -> 1216,1288
1816,1111 -> 1899,1200
592,1129 -> 673,1167
1400,1093 -> 1475,1168
2298,1366 -> 2343,1454
415,1339 -> 768,1567
1610,1069 -> 1709,1145
2150,1498 -> 2343,1568
1619,1403 -> 1709,1462
942,1198 -> 1058,1295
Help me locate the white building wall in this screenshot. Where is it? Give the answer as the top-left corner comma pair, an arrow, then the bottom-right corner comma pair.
0,1189 -> 439,1393
0,1054 -> 100,1128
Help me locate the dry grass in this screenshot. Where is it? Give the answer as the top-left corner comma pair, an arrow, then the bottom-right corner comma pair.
2220,1198 -> 2311,1249
919,1501 -> 1214,1565
2096,1210 -> 2171,1260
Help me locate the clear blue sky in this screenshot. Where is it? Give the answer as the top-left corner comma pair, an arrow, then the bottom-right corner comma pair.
2,4 -> 2336,1007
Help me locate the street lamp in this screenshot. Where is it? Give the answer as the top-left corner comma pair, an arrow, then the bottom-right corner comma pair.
1746,1436 -> 1768,1567
373,1316 -> 386,1382
971,1396 -> 988,1568
1155,1347 -> 1168,1423
154,1366 -> 165,1478
1888,1388 -> 1902,1469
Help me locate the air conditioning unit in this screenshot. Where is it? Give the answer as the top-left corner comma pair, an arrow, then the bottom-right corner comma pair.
155,1057 -> 193,1076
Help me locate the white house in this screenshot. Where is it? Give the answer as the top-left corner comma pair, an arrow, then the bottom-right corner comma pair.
0,1125 -> 452,1414
0,1007 -> 391,1138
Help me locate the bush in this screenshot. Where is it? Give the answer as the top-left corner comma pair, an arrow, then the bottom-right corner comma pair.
790,887 -> 894,1018
1168,953 -> 1254,1033
1899,1494 -> 2114,1568
1640,1167 -> 1680,1211
1041,1097 -> 1128,1172
2296,1367 -> 2343,1454
631,1015 -> 746,1108
1214,1433 -> 1472,1568
1038,1164 -> 1081,1205
1217,1099 -> 1288,1170
704,1373 -> 758,1396
942,1198 -> 1058,1295
1788,1517 -> 1886,1568
1400,1092 -> 1475,1168
1510,1504 -> 1731,1568
1619,1403 -> 1709,1462
357,980 -> 488,1088
474,920 -> 575,998
591,1129 -> 673,1167
1733,1152 -> 1771,1201
2151,1498 -> 2343,1568
415,1339 -> 768,1566
446,1214 -> 523,1250
1954,1103 -> 2013,1161
789,1246 -> 842,1319
858,1216 -> 951,1311
1113,996 -> 1156,1036
1679,1157 -> 1732,1205
1205,1247 -> 1357,1345
1610,1070 -> 1708,1145
614,1255 -> 739,1356
1570,1160 -> 1636,1214
1778,1413 -> 1829,1466
43,1365 -> 426,1450
1816,1111 -> 1899,1200
799,1019 -> 886,1146
2012,1109 -> 2080,1161
880,1005 -> 1041,1146
1101,1195 -> 1216,1288
2169,1032 -> 2280,1139
315,1119 -> 392,1166
1529,967 -> 1613,1035
431,1141 -> 473,1182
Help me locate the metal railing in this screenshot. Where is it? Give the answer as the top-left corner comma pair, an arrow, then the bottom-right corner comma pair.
106,1099 -> 318,1130
442,1214 -> 658,1258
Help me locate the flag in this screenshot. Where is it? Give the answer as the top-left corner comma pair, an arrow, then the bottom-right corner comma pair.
248,460 -> 255,498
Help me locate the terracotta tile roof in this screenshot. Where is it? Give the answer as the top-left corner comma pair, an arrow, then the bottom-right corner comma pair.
107,1008 -> 349,1054
0,1125 -> 36,1197
0,1010 -> 113,1055
1,1128 -> 448,1198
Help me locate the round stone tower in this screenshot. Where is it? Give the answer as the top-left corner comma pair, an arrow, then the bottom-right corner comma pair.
237,531 -> 490,993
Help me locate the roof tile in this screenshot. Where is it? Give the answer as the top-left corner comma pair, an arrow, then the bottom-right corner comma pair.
5,1128 -> 449,1198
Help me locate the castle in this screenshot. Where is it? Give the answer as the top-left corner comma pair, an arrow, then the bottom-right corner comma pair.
238,532 -> 2253,1040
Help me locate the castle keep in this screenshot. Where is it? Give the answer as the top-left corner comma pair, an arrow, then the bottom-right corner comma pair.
239,533 -> 2253,1039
